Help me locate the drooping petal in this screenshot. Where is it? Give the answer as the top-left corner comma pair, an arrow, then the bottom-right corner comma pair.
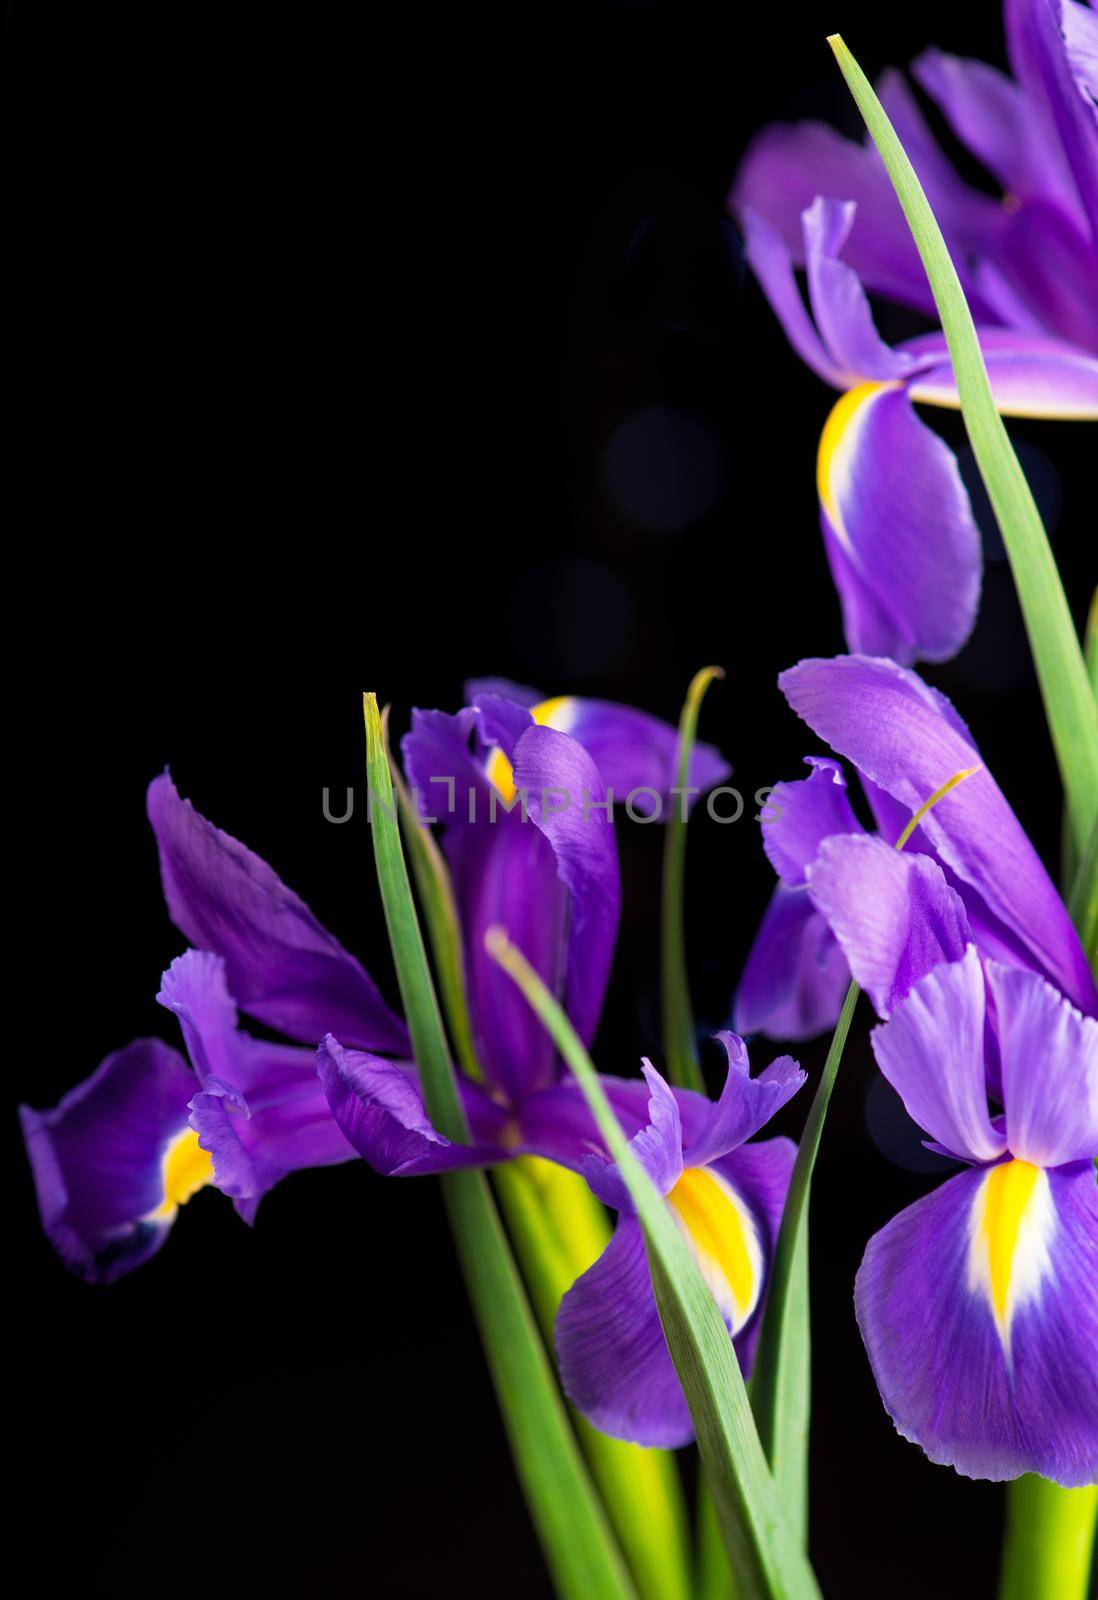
557,1133 -> 797,1447
816,384 -> 982,664
855,1160 -> 1098,1486
20,1038 -> 207,1282
556,1216 -> 694,1447
987,962 -> 1098,1167
684,1034 -> 805,1168
807,834 -> 972,1018
801,198 -> 911,383
734,883 -> 850,1043
902,328 -> 1098,417
870,947 -> 1006,1164
316,1037 -> 510,1176
158,950 -> 355,1218
779,655 -> 1098,1015
147,774 -> 409,1055
761,756 -> 863,886
514,724 -> 621,1052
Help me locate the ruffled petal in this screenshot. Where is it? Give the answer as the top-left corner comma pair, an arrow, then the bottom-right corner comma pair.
316,1037 -> 510,1176
870,947 -> 1006,1165
987,962 -> 1098,1167
817,385 -> 982,665
581,1062 -> 684,1212
806,834 -> 972,1017
147,774 -> 408,1055
761,756 -> 863,886
684,1034 -> 805,1168
20,1038 -> 204,1282
855,1160 -> 1098,1486
159,950 -> 355,1216
734,883 -> 850,1043
778,655 -> 1098,1015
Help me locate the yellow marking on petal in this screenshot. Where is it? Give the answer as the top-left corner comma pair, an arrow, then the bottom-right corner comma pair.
483,695 -> 577,801
667,1166 -> 761,1331
969,1159 -> 1052,1351
147,1128 -> 214,1222
816,380 -> 899,527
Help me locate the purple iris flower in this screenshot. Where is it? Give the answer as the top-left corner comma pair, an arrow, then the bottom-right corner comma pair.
20,685 -> 728,1286
731,0 -> 1098,664
736,654 -> 1098,1042
856,945 -> 1098,1485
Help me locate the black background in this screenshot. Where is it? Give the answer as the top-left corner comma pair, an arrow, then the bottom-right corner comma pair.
13,3 -> 1094,1595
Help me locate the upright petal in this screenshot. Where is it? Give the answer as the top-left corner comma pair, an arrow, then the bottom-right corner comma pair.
147,775 -> 408,1055
779,656 -> 1098,1015
20,1038 -> 206,1282
1005,0 -> 1098,250
514,724 -> 622,1053
684,1034 -> 805,1169
761,756 -> 863,886
987,962 -> 1098,1166
316,1037 -> 510,1176
158,950 -> 355,1218
731,122 -> 935,315
801,198 -> 911,383
816,385 -> 982,664
856,1161 -> 1098,1486
734,883 -> 850,1043
582,1061 -> 685,1213
737,207 -> 846,386
807,834 -> 972,1017
870,948 -> 1006,1165
472,683 -> 730,811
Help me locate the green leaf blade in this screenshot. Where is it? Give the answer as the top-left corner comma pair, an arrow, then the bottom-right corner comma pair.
488,928 -> 821,1600
362,694 -> 638,1600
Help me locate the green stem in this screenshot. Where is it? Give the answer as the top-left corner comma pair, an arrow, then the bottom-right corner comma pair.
999,1479 -> 1097,1600
661,666 -> 724,1091
494,1159 -> 693,1600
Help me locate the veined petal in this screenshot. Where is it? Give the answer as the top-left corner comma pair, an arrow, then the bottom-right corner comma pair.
870,947 -> 1006,1165
761,756 -> 863,886
556,1216 -> 694,1447
856,1160 -> 1098,1486
684,1033 -> 805,1168
581,1061 -> 684,1212
147,774 -> 408,1055
316,1036 -> 511,1176
807,834 -> 972,1018
903,329 -> 1098,418
779,655 -> 1098,1016
816,384 -> 982,664
988,962 -> 1098,1167
159,950 -> 355,1216
20,1038 -> 206,1282
734,883 -> 850,1043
